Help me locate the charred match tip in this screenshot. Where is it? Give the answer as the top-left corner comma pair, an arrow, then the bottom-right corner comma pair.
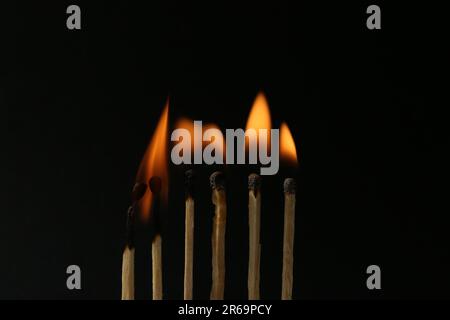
210,171 -> 226,191
284,178 -> 297,194
149,176 -> 162,194
131,182 -> 147,203
185,169 -> 195,199
125,206 -> 135,248
248,173 -> 261,192
127,205 -> 134,220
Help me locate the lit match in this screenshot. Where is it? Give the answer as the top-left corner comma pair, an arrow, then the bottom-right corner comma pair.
134,101 -> 169,300
280,122 -> 298,300
244,91 -> 272,299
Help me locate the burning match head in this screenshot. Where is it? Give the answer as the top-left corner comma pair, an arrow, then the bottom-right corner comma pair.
149,176 -> 162,194
284,178 -> 297,194
248,173 -> 261,192
210,171 -> 226,191
185,169 -> 195,199
131,182 -> 147,203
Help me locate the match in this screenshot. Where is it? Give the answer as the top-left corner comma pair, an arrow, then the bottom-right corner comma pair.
248,173 -> 261,300
121,182 -> 147,300
281,178 -> 296,300
184,170 -> 195,300
149,176 -> 163,300
209,171 -> 227,300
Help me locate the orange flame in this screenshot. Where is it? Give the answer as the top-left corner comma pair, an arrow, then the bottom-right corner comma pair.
136,101 -> 169,220
280,122 -> 298,166
245,91 -> 272,148
174,117 -> 225,160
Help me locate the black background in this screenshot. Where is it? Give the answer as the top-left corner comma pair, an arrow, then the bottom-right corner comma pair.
3,1 -> 450,299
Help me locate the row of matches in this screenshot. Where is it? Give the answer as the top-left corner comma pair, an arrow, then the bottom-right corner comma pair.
121,170 -> 296,300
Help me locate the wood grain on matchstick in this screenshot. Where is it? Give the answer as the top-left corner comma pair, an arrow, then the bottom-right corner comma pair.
282,178 -> 296,300
210,171 -> 227,300
248,173 -> 261,300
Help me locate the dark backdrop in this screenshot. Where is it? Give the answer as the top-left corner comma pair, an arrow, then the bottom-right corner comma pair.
3,1 -> 450,299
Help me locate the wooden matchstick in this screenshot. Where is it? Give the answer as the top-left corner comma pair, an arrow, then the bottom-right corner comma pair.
184,170 -> 195,300
149,176 -> 163,300
281,178 -> 296,300
122,182 -> 147,300
209,171 -> 227,300
152,234 -> 163,300
121,206 -> 136,300
248,173 -> 261,300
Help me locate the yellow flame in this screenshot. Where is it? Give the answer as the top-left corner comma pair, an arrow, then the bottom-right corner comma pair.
245,92 -> 272,133
136,101 -> 169,220
245,91 -> 272,148
280,122 -> 298,166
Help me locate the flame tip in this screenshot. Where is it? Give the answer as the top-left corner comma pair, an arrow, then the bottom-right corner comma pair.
280,122 -> 298,166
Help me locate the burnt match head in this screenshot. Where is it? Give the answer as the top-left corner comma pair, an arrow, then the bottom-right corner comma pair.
149,176 -> 162,194
125,206 -> 135,248
210,171 -> 226,191
185,169 -> 195,199
248,173 -> 261,192
131,182 -> 147,203
284,178 -> 297,194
